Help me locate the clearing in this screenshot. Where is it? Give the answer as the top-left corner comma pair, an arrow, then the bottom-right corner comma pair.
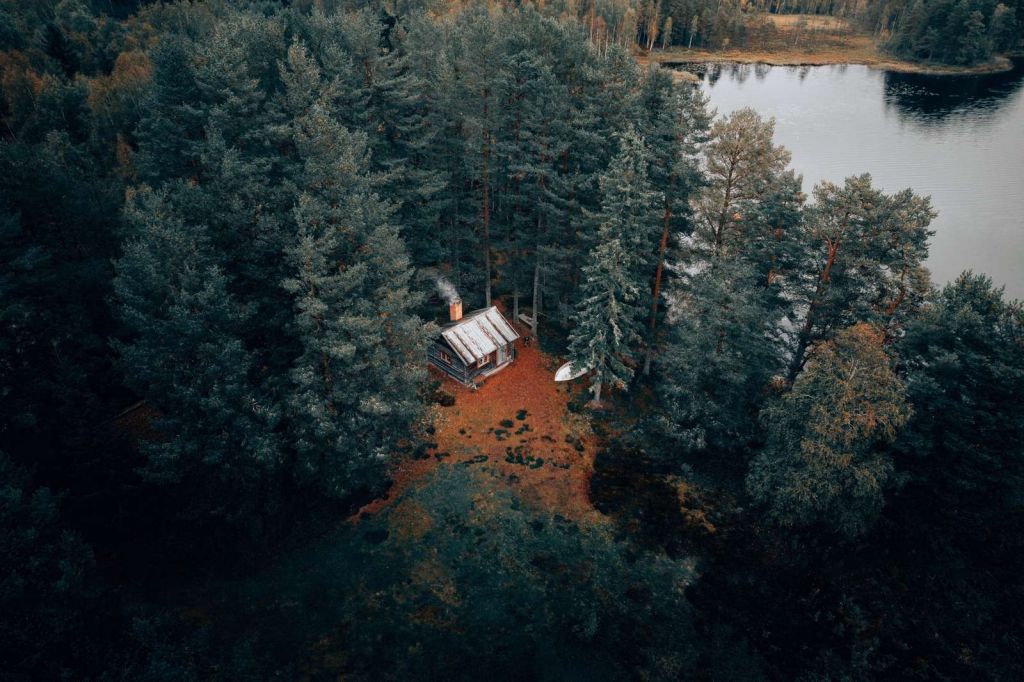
356,329 -> 602,523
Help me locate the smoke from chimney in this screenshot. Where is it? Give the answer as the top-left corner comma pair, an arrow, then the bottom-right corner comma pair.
436,276 -> 462,320
435,276 -> 460,305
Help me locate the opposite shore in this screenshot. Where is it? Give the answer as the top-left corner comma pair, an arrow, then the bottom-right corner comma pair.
642,39 -> 1018,78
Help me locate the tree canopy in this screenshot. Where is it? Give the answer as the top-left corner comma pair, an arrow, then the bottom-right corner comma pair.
1,1 -> 1022,679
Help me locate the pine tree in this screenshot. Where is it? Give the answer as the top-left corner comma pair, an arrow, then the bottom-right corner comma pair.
567,128 -> 660,405
785,175 -> 933,384
0,132 -> 121,482
493,46 -> 548,326
133,35 -> 204,183
113,188 -> 282,521
452,6 -> 509,307
747,324 -> 910,538
589,126 -> 663,299
0,452 -> 98,679
365,13 -> 449,272
283,103 -> 428,499
653,258 -> 783,462
692,107 -> 795,262
634,66 -> 710,373
541,34 -> 640,328
896,273 -> 1024,519
958,8 -> 992,64
568,236 -> 642,406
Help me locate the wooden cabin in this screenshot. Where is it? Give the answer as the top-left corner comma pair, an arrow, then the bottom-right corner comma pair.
428,299 -> 520,387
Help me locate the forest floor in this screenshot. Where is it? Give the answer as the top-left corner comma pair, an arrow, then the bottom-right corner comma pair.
642,13 -> 1015,76
355,330 -> 603,523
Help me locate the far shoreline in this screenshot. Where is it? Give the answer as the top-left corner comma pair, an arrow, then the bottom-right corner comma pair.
643,46 -> 1016,78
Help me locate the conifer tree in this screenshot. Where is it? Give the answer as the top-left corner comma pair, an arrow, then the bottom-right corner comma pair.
589,126 -> 663,297
0,132 -> 121,480
653,258 -> 783,462
113,189 -> 282,521
692,107 -> 795,262
453,6 -> 509,307
541,39 -> 639,327
786,175 -> 933,384
283,103 -> 428,499
896,273 -> 1024,520
0,452 -> 98,679
493,46 -> 548,325
568,235 -> 642,406
747,324 -> 910,538
133,35 -> 204,184
634,66 -> 710,373
568,128 -> 660,405
364,13 -> 448,270
493,11 -> 579,335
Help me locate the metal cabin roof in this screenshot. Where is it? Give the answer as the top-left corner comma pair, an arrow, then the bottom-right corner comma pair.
440,306 -> 520,365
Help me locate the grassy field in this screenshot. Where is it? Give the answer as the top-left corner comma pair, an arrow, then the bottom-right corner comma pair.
643,14 -> 1014,75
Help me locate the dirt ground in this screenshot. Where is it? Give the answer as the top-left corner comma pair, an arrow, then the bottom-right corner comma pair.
355,330 -> 602,522
642,13 -> 1014,76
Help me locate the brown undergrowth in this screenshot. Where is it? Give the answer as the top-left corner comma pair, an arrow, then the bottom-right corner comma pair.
354,328 -> 603,523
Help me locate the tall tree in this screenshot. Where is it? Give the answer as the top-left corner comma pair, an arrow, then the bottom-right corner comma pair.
653,258 -> 783,464
283,102 -> 428,500
568,234 -> 642,406
691,107 -> 795,261
0,128 -> 121,484
113,188 -> 282,522
133,35 -> 203,184
0,452 -> 98,679
747,324 -> 910,538
634,66 -> 711,374
568,128 -> 661,405
453,6 -> 508,307
785,175 -> 933,385
895,272 -> 1024,520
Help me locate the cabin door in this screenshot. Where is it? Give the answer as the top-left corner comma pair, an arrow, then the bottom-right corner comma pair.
496,344 -> 507,365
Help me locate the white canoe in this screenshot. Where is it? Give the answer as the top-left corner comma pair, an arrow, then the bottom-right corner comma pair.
554,361 -> 589,382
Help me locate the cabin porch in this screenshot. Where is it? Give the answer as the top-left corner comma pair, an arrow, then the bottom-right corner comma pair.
428,342 -> 517,388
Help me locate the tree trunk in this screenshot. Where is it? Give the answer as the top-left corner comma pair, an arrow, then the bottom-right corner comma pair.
714,157 -> 738,253
642,347 -> 654,376
531,250 -> 541,337
786,238 -> 840,386
482,88 -> 492,308
786,315 -> 813,387
590,377 -> 603,407
644,198 -> 674,376
510,100 -> 524,326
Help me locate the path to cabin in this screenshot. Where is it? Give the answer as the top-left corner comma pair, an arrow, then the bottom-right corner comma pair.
355,329 -> 601,522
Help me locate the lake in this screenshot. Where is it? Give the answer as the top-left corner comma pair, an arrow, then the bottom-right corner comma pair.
675,59 -> 1024,299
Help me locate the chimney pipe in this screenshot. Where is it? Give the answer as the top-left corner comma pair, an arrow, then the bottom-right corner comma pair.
449,298 -> 463,322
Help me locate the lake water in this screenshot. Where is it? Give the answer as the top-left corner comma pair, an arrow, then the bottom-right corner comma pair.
675,60 -> 1024,299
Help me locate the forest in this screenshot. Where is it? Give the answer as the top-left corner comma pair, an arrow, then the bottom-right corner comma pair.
1,0 -> 1023,680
